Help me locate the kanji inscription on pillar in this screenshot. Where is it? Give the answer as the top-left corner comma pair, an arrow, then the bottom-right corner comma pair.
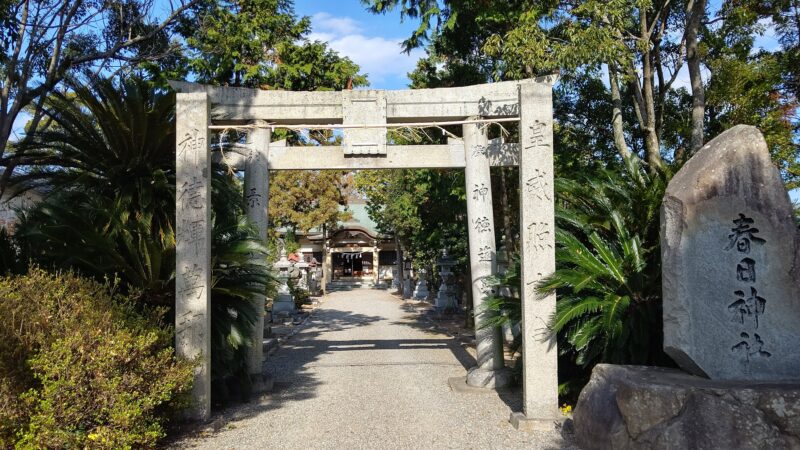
517,81 -> 558,420
175,91 -> 211,420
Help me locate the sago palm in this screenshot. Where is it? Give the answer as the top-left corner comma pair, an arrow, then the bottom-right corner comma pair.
542,155 -> 670,369
13,75 -> 276,402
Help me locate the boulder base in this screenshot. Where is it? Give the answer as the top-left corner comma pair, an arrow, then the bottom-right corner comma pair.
574,364 -> 800,450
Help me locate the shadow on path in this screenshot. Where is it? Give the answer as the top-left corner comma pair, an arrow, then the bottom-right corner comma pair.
201,292 -> 522,429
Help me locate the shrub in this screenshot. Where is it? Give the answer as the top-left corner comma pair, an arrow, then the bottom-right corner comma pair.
288,278 -> 310,308
0,268 -> 194,448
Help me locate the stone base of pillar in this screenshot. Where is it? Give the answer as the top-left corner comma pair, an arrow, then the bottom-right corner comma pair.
509,412 -> 560,432
249,373 -> 274,395
272,293 -> 295,314
435,286 -> 457,309
466,366 -> 513,389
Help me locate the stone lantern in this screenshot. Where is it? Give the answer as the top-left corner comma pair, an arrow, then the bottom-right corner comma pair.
272,246 -> 295,314
435,248 -> 458,309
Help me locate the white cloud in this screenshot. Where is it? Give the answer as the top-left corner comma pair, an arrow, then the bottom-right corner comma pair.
307,14 -> 424,88
311,12 -> 361,35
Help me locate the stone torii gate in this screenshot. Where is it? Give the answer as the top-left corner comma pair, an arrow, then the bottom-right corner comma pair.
170,78 -> 558,430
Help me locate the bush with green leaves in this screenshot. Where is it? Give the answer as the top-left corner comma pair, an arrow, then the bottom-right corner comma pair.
544,156 -> 671,371
483,156 -> 674,399
0,268 -> 194,448
11,75 -> 275,405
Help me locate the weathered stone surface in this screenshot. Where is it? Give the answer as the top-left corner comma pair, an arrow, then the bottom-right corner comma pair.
464,120 -> 507,388
272,248 -> 295,314
662,125 -> 800,381
413,269 -> 430,300
175,91 -> 212,420
243,123 -> 270,380
517,81 -> 559,419
342,90 -> 386,155
466,366 -> 513,389
574,364 -> 800,450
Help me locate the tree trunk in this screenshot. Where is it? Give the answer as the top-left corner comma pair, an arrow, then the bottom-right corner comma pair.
686,0 -> 707,154
608,65 -> 632,160
640,9 -> 663,172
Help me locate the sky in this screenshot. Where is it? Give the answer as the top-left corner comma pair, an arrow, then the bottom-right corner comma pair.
293,1 -> 424,90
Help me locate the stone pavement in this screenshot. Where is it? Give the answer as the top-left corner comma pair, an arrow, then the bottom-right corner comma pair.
177,289 -> 572,449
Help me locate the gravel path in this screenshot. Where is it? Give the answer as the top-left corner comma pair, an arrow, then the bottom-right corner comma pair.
177,290 -> 572,449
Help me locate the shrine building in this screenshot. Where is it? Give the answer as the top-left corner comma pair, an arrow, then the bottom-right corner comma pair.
282,198 -> 397,288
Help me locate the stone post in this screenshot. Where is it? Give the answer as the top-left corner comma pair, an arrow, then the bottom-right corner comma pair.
244,122 -> 270,382
175,92 -> 212,420
402,259 -> 414,299
413,268 -> 430,300
463,120 -> 509,388
511,81 -> 559,430
436,249 -> 457,310
323,240 -> 332,290
373,243 -> 380,285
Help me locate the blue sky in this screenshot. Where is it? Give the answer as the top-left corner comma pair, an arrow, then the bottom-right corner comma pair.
294,1 -> 424,89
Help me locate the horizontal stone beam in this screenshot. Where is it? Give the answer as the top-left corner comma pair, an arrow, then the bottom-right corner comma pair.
263,142 -> 519,170
168,77 -> 556,123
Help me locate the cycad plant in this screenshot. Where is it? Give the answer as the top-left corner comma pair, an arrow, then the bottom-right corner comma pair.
483,155 -> 672,397
544,155 -> 669,368
11,75 -> 275,402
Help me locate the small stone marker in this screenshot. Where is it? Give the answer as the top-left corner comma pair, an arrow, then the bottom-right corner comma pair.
413,268 -> 430,300
661,125 -> 800,380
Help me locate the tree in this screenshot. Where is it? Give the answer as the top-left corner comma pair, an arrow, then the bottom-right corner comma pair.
703,0 -> 800,188
0,0 -> 198,191
269,170 -> 352,233
180,0 -> 366,89
11,75 -> 274,402
365,0 -> 798,182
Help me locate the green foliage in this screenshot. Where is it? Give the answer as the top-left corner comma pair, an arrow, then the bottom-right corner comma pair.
209,170 -> 274,401
13,75 -> 276,406
12,76 -> 177,248
181,0 -> 308,87
269,170 -> 352,233
0,268 -> 194,448
542,156 -> 673,388
355,168 -> 470,275
17,191 -> 177,304
704,4 -> 800,188
180,0 -> 367,89
288,278 -> 310,308
482,157 -> 671,398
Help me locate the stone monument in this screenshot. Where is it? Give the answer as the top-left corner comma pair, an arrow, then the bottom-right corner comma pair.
402,260 -> 414,299
574,126 -> 800,448
391,267 -> 401,291
662,125 -> 800,380
435,249 -> 458,310
413,268 -> 430,300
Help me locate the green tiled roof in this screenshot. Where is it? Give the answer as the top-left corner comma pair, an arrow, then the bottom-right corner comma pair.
339,203 -> 379,235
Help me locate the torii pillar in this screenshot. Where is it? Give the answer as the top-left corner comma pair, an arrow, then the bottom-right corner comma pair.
243,122 -> 271,385
463,120 -> 510,388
